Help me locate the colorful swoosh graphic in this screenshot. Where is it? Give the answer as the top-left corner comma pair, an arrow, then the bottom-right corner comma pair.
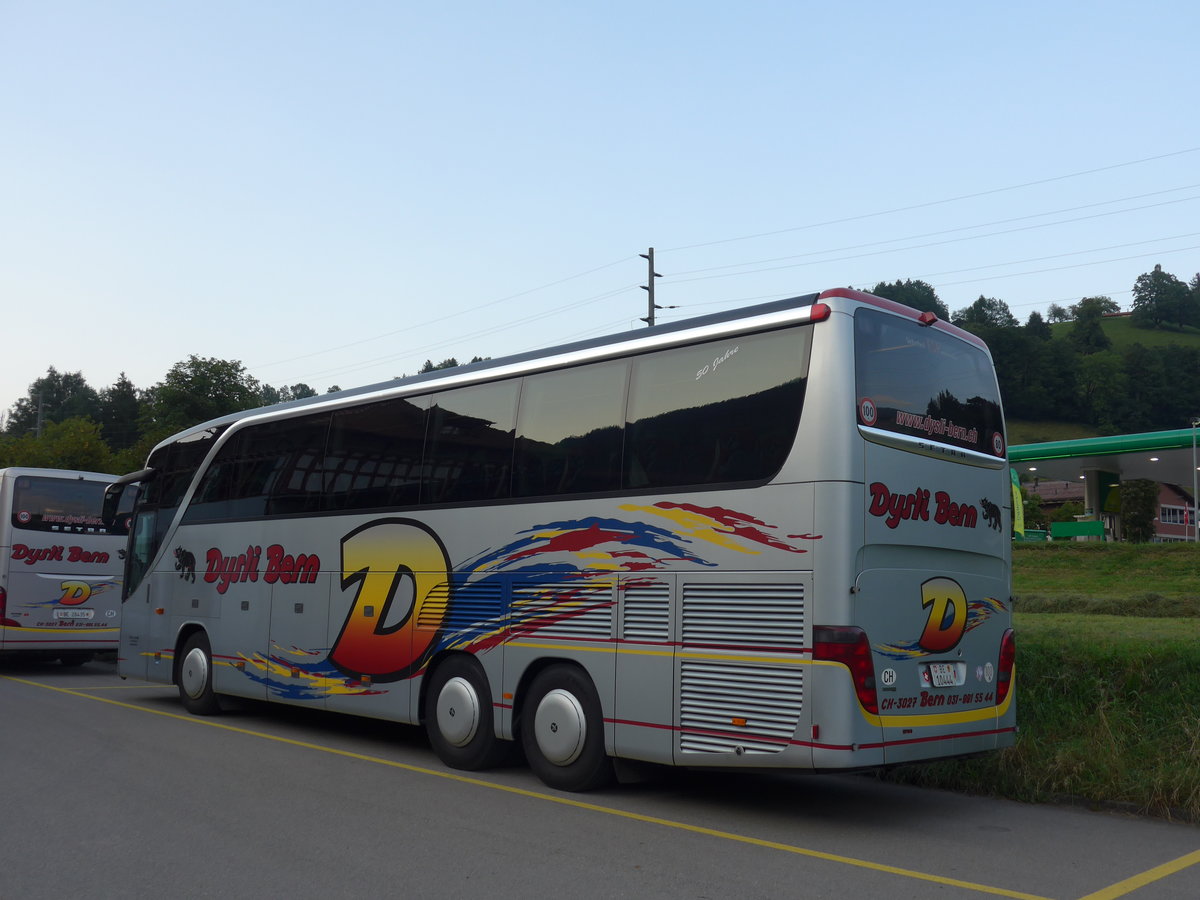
242,502 -> 817,700
874,595 -> 1007,660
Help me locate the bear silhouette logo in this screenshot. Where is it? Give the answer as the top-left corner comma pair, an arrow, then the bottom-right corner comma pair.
980,497 -> 1002,532
174,546 -> 196,582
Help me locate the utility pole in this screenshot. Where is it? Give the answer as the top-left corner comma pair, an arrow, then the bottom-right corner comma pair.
639,247 -> 663,326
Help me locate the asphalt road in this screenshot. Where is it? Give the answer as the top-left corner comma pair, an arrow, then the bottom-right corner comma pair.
2,657 -> 1198,900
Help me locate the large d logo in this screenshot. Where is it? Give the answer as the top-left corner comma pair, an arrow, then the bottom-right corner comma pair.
329,519 -> 451,681
918,577 -> 967,653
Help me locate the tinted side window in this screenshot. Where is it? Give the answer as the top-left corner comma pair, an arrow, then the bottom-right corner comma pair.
424,382 -> 518,504
325,397 -> 429,511
145,427 -> 226,510
514,360 -> 628,497
625,327 -> 810,488
184,414 -> 329,521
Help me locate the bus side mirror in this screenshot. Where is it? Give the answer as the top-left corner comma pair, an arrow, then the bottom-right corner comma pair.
103,468 -> 155,528
102,483 -> 125,529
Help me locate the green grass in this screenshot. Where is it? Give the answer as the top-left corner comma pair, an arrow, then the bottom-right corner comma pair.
1006,419 -> 1101,446
1013,542 -> 1200,608
1049,314 -> 1200,352
883,543 -> 1200,821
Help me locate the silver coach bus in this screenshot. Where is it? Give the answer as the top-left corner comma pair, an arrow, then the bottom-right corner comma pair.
105,289 -> 1015,791
2,467 -> 128,664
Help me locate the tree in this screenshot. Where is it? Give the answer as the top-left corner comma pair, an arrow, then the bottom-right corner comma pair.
4,368 -> 101,436
1067,299 -> 1111,355
0,417 -> 113,472
1131,265 -> 1195,330
141,356 -> 262,435
1046,303 -> 1071,323
998,330 -> 1060,420
1038,343 -> 1081,421
1157,345 -> 1200,427
1069,295 -> 1120,318
98,373 -> 142,451
1019,486 -> 1046,531
1050,500 -> 1085,523
869,279 -> 950,319
1076,352 -> 1126,432
952,295 -> 1018,330
1113,344 -> 1166,432
420,358 -> 460,373
259,382 -> 319,406
1024,311 -> 1052,340
1119,479 -> 1159,543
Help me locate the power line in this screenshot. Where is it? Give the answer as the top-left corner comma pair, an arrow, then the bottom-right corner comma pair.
664,196 -> 1200,285
919,232 -> 1200,280
926,243 -> 1200,290
260,147 -> 1200,386
666,183 -> 1200,278
660,146 -> 1200,253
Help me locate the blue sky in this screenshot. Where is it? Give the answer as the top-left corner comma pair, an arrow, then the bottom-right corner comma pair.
2,1 -> 1198,418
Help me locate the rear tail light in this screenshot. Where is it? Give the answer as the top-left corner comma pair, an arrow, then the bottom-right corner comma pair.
0,585 -> 13,627
996,628 -> 1016,705
814,625 -> 878,714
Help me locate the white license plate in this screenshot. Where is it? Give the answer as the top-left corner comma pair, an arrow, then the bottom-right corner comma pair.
928,662 -> 957,687
55,608 -> 94,620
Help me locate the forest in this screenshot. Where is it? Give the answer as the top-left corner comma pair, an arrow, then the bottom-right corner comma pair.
2,265 -> 1198,477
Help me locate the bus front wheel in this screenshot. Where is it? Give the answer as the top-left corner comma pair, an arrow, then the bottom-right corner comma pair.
178,632 -> 221,716
520,665 -> 613,792
425,655 -> 511,771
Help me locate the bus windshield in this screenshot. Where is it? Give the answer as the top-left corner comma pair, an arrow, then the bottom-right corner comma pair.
854,309 -> 1005,459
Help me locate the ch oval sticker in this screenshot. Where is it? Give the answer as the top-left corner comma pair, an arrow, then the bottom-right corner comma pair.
918,577 -> 968,653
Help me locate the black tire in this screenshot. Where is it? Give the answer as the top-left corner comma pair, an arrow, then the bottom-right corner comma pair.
425,655 -> 512,770
177,632 -> 221,716
520,664 -> 614,792
58,652 -> 93,667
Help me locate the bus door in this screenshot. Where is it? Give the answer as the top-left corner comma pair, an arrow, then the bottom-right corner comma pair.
266,547 -> 332,710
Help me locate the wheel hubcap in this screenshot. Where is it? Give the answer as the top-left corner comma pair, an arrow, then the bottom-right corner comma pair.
180,647 -> 209,700
533,688 -> 586,766
436,676 -> 480,747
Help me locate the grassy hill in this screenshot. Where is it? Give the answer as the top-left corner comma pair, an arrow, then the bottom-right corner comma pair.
1009,316 -> 1200,445
1006,419 -> 1100,445
1049,313 -> 1200,351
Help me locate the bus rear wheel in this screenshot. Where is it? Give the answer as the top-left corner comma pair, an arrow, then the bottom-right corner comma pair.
520,665 -> 613,792
58,652 -> 93,667
178,632 -> 221,716
425,655 -> 511,771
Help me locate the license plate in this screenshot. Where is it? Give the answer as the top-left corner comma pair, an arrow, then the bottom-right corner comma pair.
55,608 -> 94,620
928,662 -> 957,687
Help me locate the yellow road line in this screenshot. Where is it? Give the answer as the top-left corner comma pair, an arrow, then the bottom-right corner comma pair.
1074,848 -> 1200,900
71,683 -> 176,690
5,673 -> 1048,899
